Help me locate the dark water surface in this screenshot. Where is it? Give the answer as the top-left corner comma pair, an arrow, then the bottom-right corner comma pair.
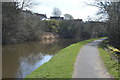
2,39 -> 79,78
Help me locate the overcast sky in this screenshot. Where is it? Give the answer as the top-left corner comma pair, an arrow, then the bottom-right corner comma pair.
29,0 -> 99,21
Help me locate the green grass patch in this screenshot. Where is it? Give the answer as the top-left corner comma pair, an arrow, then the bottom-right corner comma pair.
98,41 -> 119,78
26,37 -> 105,78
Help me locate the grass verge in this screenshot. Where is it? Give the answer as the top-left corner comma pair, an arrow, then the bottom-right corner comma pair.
26,37 -> 105,78
98,40 -> 119,78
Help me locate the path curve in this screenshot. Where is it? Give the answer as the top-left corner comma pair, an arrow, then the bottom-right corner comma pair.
72,39 -> 113,78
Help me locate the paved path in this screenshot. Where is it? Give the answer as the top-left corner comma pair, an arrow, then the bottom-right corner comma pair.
72,39 -> 112,78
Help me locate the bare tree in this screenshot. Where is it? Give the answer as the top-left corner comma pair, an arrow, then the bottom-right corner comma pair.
52,7 -> 62,17
64,14 -> 74,20
91,0 -> 120,49
15,0 -> 38,10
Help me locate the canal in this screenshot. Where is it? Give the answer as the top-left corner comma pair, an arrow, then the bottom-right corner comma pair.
2,39 -> 80,78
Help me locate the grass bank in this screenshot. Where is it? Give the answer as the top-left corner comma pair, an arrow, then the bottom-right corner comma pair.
26,37 -> 104,78
98,40 -> 119,78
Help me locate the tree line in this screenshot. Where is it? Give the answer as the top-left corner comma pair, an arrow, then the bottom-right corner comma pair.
2,2 -> 107,45
3,1 -> 119,51
94,1 -> 120,49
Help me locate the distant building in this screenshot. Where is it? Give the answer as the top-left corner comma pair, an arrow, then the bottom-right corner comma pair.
34,13 -> 47,20
21,10 -> 47,20
73,19 -> 82,21
21,10 -> 33,16
50,16 -> 64,20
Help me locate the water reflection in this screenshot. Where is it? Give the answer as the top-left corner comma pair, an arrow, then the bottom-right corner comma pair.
2,39 -> 80,78
17,54 -> 52,78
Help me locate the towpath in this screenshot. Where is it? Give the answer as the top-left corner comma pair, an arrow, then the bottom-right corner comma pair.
72,39 -> 112,78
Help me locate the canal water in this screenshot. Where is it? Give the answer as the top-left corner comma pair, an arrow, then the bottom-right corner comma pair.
2,39 -> 80,78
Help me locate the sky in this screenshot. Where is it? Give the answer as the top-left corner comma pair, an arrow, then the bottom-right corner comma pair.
29,0 -> 99,21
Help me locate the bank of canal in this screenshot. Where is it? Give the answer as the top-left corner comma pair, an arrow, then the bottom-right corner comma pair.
26,38 -> 104,78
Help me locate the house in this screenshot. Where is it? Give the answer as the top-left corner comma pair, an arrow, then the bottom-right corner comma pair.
50,16 -> 64,20
34,13 -> 47,20
21,10 -> 47,20
21,10 -> 33,17
73,19 -> 82,21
